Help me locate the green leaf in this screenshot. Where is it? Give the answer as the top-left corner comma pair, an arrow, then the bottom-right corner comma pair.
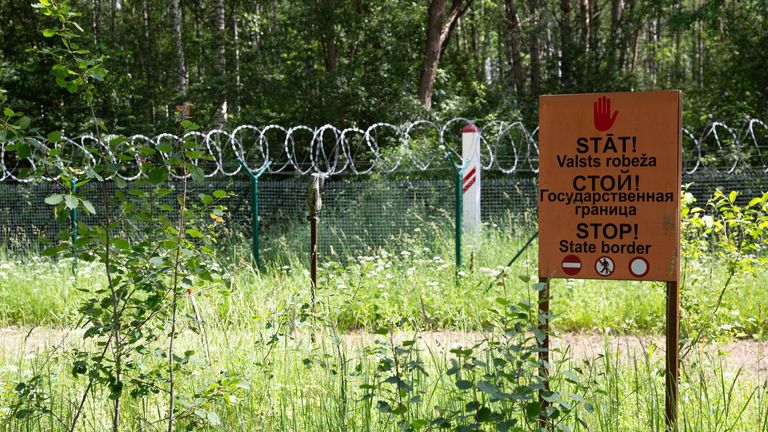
3,107 -> 15,117
476,380 -> 499,395
199,194 -> 213,205
148,166 -> 168,184
47,130 -> 62,142
455,380 -> 473,390
191,167 -> 205,183
45,194 -> 64,205
42,28 -> 56,37
213,190 -> 227,199
185,228 -> 203,238
64,195 -> 78,210
181,119 -> 199,131
206,411 -> 220,426
113,238 -> 130,250
15,116 -> 31,130
524,402 -> 541,419
157,143 -> 173,153
374,326 -> 390,335
81,200 -> 96,215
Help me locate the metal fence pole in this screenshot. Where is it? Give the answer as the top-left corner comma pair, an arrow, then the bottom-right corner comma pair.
70,178 -> 78,276
237,159 -> 271,268
447,151 -> 469,279
250,175 -> 260,267
454,168 -> 462,272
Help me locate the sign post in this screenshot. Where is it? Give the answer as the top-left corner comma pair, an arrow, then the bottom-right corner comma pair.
537,91 -> 682,430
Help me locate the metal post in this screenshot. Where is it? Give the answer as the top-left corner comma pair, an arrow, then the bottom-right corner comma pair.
538,277 -> 551,427
447,151 -> 468,279
250,175 -> 260,267
454,169 -> 462,273
237,159 -> 270,268
309,215 -> 318,314
70,178 -> 78,276
665,280 -> 680,431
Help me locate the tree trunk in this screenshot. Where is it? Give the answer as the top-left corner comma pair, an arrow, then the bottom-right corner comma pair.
588,0 -> 600,88
417,0 -> 473,109
141,0 -> 156,125
618,0 -> 635,75
318,0 -> 338,73
171,0 -> 188,98
528,0 -> 543,97
231,0 -> 241,118
503,0 -> 525,99
559,0 -> 573,89
606,0 -> 620,79
211,0 -> 227,127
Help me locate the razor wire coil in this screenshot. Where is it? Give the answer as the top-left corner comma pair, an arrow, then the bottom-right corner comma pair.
1,118 -> 767,183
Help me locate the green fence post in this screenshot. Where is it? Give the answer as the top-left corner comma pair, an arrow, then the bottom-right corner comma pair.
70,178 -> 78,276
447,151 -> 469,280
251,174 -> 259,267
454,168 -> 462,272
238,159 -> 271,268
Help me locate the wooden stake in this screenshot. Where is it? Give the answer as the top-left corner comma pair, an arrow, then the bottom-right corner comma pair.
665,280 -> 680,431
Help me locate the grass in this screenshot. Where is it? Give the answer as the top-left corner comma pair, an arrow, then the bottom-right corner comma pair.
0,227 -> 765,338
0,225 -> 766,431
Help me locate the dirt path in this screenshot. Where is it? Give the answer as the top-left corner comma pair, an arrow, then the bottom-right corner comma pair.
2,327 -> 766,380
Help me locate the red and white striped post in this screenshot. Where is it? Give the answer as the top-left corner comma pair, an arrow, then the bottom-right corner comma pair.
462,123 -> 482,234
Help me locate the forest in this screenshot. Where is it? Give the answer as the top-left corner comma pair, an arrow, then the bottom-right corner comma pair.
1,0 -> 766,135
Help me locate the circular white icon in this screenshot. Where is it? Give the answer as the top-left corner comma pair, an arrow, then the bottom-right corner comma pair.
595,256 -> 615,276
629,257 -> 649,277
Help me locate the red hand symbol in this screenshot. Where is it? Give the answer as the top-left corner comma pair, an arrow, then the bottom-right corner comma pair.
593,96 -> 619,131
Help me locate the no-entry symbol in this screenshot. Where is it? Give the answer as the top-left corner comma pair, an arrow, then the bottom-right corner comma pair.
595,256 -> 615,276
629,257 -> 649,277
561,255 -> 582,276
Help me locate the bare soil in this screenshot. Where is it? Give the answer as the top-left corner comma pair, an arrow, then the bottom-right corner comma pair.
1,327 -> 765,380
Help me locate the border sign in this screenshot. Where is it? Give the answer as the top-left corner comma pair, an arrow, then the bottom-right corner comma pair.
536,90 -> 682,431
538,91 -> 682,281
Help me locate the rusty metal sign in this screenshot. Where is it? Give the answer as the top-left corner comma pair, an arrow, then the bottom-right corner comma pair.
538,91 -> 682,281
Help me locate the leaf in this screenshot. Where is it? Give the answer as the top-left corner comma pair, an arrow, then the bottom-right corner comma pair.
157,143 -> 173,153
206,411 -> 220,426
374,326 -> 390,335
47,130 -> 62,142
15,116 -> 31,130
181,119 -> 199,131
148,166 -> 168,184
728,191 -> 738,203
524,402 -> 541,419
42,28 -> 56,37
476,380 -> 499,395
45,194 -> 63,205
81,200 -> 96,215
213,189 -> 227,199
113,238 -> 130,250
185,228 -> 204,238
199,194 -> 213,205
64,195 -> 78,210
3,107 -> 15,117
191,167 -> 205,183
455,380 -> 473,390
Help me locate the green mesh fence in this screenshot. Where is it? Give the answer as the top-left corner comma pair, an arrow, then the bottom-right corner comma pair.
0,170 -> 766,260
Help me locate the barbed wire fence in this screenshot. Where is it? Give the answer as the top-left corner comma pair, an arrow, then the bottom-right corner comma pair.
1,118 -> 767,263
